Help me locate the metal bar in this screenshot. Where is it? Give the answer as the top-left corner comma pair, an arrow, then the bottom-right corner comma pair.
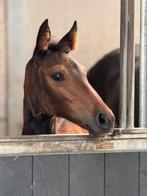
139,0 -> 147,127
126,0 -> 135,128
5,0 -> 27,135
112,127 -> 147,135
119,0 -> 128,128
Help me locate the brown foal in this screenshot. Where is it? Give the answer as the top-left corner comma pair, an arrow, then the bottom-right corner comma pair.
22,19 -> 115,136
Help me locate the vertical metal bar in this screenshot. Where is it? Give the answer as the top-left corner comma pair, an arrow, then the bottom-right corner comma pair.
5,0 -> 27,135
119,0 -> 128,128
126,0 -> 135,128
139,0 -> 147,127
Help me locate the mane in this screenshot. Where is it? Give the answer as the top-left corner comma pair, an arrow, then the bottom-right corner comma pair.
48,39 -> 58,50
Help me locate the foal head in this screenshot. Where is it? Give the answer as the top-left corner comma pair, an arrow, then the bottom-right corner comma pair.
23,19 -> 115,135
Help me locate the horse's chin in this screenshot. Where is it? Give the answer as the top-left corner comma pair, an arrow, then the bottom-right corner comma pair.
85,125 -> 111,137
89,131 -> 109,137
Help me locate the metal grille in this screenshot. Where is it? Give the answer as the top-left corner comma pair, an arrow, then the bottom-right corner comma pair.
119,0 -> 147,131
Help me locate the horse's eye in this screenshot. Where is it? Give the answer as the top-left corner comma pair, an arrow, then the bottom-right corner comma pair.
51,72 -> 64,81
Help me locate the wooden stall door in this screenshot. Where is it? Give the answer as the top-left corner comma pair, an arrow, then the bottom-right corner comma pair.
0,153 -> 146,196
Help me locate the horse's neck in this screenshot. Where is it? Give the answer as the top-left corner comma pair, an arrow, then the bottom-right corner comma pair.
22,95 -> 54,135
23,108 -> 53,135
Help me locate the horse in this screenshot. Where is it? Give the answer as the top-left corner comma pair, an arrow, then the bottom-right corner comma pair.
22,19 -> 115,136
51,117 -> 88,134
52,45 -> 140,133
87,45 -> 140,127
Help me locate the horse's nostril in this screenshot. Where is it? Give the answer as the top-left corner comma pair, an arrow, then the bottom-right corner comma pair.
97,113 -> 108,128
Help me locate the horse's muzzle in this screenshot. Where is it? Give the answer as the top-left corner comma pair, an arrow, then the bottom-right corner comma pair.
96,112 -> 115,131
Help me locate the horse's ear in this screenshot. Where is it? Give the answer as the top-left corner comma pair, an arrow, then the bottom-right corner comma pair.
34,19 -> 51,54
57,21 -> 78,53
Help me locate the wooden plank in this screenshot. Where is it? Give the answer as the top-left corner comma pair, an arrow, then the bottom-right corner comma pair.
0,156 -> 32,196
105,153 -> 139,196
0,0 -> 6,135
33,155 -> 68,196
0,133 -> 146,156
6,0 -> 27,135
70,154 -> 104,196
140,152 -> 147,196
